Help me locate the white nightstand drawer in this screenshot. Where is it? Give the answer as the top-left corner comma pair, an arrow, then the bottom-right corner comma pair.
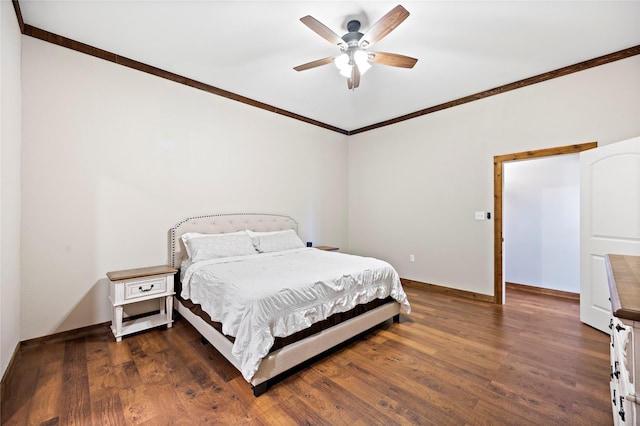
124,276 -> 167,300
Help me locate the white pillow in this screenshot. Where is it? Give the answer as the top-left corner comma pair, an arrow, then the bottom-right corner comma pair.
181,232 -> 257,262
181,231 -> 246,257
248,229 -> 305,253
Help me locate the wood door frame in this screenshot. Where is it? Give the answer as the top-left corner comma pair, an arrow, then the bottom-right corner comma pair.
493,142 -> 597,304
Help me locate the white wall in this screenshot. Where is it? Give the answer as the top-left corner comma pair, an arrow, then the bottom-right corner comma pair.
348,56 -> 640,297
21,37 -> 348,340
1,0 -> 22,378
15,27 -> 640,340
503,154 -> 580,293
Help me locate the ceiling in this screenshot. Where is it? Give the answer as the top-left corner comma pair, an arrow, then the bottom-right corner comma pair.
17,1 -> 640,131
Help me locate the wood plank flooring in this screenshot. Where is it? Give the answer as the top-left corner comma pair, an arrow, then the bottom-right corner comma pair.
1,287 -> 612,425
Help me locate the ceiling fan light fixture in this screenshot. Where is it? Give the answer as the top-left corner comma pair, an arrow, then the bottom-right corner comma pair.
335,50 -> 370,78
339,68 -> 352,78
335,53 -> 350,76
353,50 -> 371,75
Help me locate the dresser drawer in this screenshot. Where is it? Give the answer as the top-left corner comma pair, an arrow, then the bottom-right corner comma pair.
124,276 -> 167,300
612,318 -> 634,394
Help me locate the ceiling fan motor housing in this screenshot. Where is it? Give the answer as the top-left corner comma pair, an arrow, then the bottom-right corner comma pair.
342,20 -> 364,47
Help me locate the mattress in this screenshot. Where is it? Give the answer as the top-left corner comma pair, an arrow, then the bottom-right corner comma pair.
177,288 -> 393,351
180,247 -> 410,380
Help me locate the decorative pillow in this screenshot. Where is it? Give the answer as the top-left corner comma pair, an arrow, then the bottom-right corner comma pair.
248,229 -> 305,253
181,232 -> 257,262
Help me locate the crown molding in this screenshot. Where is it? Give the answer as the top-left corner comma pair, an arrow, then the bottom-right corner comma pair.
11,0 -> 24,33
20,23 -> 350,136
350,45 -> 640,135
11,1 -> 640,136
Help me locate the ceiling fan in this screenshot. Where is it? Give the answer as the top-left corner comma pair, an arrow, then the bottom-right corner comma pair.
293,5 -> 418,90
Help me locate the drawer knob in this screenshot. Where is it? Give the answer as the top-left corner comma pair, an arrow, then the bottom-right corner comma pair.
139,284 -> 155,292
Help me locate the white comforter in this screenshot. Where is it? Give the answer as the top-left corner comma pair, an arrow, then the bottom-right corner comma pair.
180,247 -> 410,381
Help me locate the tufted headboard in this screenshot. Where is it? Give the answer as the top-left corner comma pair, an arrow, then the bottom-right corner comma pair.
168,213 -> 298,268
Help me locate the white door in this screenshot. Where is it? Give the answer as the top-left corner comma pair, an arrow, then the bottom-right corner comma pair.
580,136 -> 640,333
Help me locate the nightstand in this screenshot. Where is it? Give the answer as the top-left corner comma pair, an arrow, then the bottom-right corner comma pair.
315,246 -> 339,251
107,265 -> 177,342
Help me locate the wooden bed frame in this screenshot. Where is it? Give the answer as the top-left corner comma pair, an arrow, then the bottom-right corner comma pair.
169,213 -> 402,396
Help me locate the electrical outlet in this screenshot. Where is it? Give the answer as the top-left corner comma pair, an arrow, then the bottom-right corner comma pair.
475,211 -> 485,220
410,254 -> 415,262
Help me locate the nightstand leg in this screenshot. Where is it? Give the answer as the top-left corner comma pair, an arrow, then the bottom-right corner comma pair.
166,295 -> 174,328
113,305 -> 123,342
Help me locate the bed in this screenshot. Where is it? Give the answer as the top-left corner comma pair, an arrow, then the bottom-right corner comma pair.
169,213 -> 410,396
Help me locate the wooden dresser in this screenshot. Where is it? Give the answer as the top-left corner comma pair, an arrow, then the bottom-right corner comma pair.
606,254 -> 640,425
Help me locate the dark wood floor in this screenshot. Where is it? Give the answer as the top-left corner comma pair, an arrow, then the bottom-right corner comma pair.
2,286 -> 612,425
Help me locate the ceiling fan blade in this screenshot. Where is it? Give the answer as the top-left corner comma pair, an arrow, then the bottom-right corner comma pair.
300,15 -> 347,48
369,52 -> 418,68
360,5 -> 410,48
293,57 -> 335,72
351,65 -> 361,89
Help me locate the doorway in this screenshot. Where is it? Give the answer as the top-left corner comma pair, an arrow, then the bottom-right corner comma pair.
504,154 -> 580,295
493,142 -> 597,304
